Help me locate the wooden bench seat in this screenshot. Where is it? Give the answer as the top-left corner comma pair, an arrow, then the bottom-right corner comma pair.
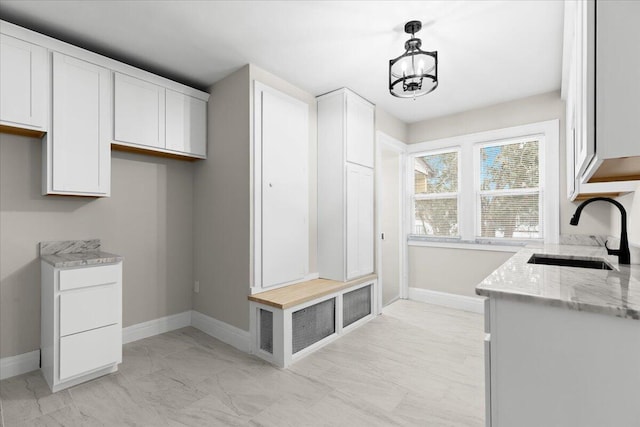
248,274 -> 378,368
248,274 -> 377,309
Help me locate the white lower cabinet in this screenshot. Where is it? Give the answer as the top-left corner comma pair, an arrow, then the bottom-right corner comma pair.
485,297 -> 640,426
41,261 -> 122,392
346,163 -> 374,280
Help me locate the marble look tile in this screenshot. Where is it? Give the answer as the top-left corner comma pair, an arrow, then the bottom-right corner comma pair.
69,373 -> 167,426
40,251 -> 123,268
0,371 -> 72,425
1,302 -> 485,426
476,244 -> 640,319
39,239 -> 100,255
14,405 -> 101,427
559,234 -> 605,246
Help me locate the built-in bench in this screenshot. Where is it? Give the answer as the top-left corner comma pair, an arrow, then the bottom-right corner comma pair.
248,274 -> 378,367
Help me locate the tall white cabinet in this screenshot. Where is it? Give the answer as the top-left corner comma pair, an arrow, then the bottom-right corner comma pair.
318,88 -> 375,282
253,82 -> 309,289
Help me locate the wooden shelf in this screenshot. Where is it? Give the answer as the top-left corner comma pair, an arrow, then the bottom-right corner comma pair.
249,274 -> 377,310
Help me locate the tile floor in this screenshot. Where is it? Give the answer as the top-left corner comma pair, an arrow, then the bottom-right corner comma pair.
0,300 -> 484,426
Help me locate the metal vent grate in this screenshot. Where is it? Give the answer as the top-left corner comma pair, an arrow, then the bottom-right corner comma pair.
292,298 -> 335,354
259,309 -> 273,354
343,285 -> 371,327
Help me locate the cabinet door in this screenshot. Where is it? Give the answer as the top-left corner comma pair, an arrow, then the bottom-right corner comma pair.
345,92 -> 374,168
0,34 -> 48,131
574,0 -> 595,177
51,53 -> 110,195
257,83 -> 308,288
346,163 -> 374,280
596,0 -> 640,159
165,89 -> 206,157
114,72 -> 165,149
59,323 -> 120,380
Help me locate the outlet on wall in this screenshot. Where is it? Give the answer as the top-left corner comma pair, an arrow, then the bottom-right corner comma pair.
194,281 -> 200,293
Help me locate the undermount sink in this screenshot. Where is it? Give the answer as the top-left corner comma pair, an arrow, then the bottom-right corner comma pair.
527,253 -> 613,270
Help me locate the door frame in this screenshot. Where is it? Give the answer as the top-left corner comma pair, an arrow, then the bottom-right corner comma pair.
375,131 -> 408,311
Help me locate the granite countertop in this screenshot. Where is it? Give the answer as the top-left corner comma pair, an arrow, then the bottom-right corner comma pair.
39,239 -> 123,268
476,243 -> 640,320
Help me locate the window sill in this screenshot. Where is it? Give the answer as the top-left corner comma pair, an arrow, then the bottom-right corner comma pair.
407,238 -> 525,253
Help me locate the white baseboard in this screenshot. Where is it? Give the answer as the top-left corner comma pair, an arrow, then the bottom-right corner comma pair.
0,350 -> 40,380
408,287 -> 485,314
191,310 -> 251,353
122,310 -> 192,344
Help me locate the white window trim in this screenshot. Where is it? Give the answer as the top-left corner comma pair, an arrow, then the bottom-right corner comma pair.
407,120 -> 560,245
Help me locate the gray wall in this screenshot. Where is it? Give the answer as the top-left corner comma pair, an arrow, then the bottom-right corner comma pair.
406,90 -> 636,295
193,64 -> 317,332
0,134 -> 195,358
376,108 -> 408,142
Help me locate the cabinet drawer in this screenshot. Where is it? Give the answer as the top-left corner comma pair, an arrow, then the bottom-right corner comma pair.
59,285 -> 119,336
59,263 -> 120,291
59,324 -> 121,380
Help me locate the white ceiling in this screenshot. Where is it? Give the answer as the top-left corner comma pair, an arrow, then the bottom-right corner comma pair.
0,1 -> 564,124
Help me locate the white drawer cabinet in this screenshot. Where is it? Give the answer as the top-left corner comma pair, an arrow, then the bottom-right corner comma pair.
41,261 -> 122,392
0,33 -> 48,133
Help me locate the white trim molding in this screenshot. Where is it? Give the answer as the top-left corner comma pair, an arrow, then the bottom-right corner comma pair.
407,119 -> 560,245
0,350 -> 40,380
122,311 -> 192,344
191,310 -> 252,353
409,288 -> 485,314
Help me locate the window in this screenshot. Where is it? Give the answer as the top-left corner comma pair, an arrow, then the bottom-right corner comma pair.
407,120 -> 559,245
412,150 -> 459,237
477,139 -> 542,240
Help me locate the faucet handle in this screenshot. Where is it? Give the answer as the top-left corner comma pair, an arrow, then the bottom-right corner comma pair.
604,240 -> 620,256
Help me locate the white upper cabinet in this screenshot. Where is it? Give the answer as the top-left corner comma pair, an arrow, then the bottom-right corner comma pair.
317,88 -> 375,282
562,0 -> 640,198
114,73 -> 207,159
345,91 -> 375,168
165,89 -> 207,157
254,82 -> 309,289
0,34 -> 48,132
114,72 -> 165,149
46,52 -> 110,196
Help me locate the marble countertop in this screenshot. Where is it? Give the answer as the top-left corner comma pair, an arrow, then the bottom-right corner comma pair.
476,244 -> 640,320
39,239 -> 123,268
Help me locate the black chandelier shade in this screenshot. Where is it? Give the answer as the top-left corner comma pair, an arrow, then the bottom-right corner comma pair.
389,20 -> 438,98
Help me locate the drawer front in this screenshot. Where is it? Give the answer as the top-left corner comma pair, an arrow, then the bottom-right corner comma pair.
59,324 -> 121,380
59,285 -> 120,336
59,263 -> 120,291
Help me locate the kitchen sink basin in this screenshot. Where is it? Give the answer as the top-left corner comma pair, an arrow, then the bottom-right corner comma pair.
527,254 -> 613,270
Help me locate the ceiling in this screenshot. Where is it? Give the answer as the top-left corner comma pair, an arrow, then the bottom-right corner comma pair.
0,1 -> 564,124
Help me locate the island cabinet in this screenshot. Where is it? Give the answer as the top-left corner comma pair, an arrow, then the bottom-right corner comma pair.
0,33 -> 48,134
317,88 -> 375,282
483,297 -> 640,427
41,260 -> 123,392
562,0 -> 640,200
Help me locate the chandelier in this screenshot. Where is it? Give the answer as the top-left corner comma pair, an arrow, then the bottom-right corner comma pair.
389,20 -> 438,99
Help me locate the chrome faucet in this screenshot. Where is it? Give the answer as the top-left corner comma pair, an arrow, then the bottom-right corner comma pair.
570,197 -> 631,265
